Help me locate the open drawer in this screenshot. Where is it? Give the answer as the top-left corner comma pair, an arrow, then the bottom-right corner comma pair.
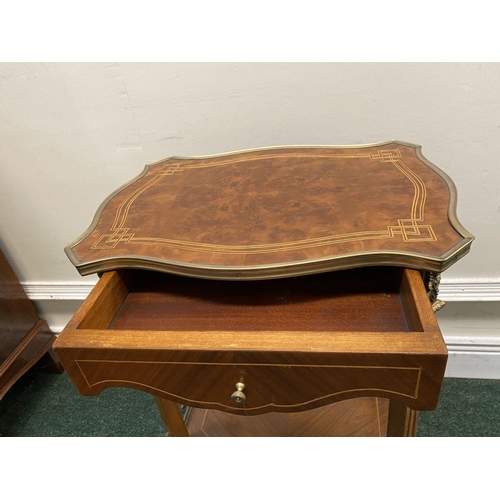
53,266 -> 447,415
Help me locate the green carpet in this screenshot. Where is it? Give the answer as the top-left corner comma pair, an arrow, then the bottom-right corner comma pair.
0,371 -> 166,437
0,369 -> 498,436
417,377 -> 500,437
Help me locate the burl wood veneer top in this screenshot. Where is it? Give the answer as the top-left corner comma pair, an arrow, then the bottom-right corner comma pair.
66,141 -> 474,279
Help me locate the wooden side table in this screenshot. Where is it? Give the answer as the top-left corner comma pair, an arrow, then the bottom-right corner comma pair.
54,141 -> 473,437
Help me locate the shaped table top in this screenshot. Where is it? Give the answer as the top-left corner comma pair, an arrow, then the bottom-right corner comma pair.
65,141 -> 474,279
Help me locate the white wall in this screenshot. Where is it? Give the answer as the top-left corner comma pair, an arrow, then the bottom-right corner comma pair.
1,62 -> 499,376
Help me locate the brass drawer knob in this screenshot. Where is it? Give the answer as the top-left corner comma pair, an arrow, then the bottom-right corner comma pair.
231,382 -> 246,403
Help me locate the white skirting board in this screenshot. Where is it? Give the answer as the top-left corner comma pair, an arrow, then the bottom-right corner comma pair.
444,337 -> 500,379
22,280 -> 500,380
21,279 -> 500,302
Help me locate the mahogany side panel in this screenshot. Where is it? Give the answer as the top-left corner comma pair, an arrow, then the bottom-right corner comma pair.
0,247 -> 58,399
0,248 -> 41,360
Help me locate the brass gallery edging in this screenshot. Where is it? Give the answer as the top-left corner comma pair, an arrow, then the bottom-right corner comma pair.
166,139 -> 416,160
414,145 -> 474,241
69,245 -> 471,279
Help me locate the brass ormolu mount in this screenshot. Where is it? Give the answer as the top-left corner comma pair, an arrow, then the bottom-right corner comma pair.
424,271 -> 446,312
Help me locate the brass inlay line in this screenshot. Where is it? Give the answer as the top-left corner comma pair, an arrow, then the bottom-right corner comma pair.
180,152 -> 374,169
75,360 -> 94,392
375,398 -> 382,437
74,359 -> 422,410
94,223 -> 436,253
200,411 -> 210,437
76,359 -> 421,371
111,173 -> 166,231
76,379 -> 420,412
126,231 -> 395,254
391,158 -> 426,223
92,149 -> 436,252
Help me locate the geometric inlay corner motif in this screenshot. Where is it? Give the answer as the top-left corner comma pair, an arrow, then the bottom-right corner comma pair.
92,228 -> 135,249
388,220 -> 437,242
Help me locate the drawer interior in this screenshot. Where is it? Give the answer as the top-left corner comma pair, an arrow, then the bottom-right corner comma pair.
105,266 -> 417,333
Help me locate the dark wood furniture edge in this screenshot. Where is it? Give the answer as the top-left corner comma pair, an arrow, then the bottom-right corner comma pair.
0,319 -> 56,399
36,347 -> 65,374
0,245 -> 62,399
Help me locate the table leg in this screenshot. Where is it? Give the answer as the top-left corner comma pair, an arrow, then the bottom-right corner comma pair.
37,348 -> 65,374
154,396 -> 189,437
387,399 -> 418,437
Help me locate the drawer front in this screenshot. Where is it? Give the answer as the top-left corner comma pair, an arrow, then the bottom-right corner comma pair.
70,358 -> 429,413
